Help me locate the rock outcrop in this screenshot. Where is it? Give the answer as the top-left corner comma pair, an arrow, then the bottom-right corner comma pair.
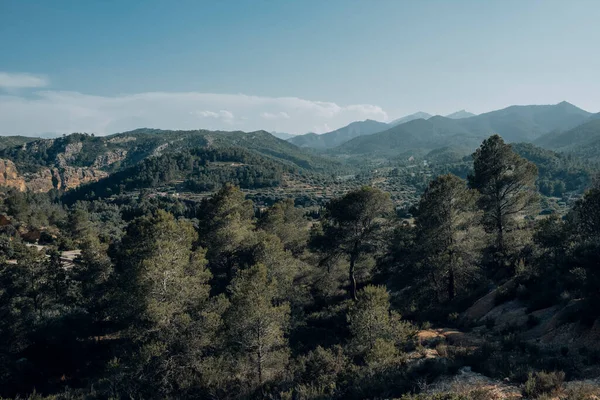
24,168 -> 60,192
57,142 -> 83,167
58,166 -> 108,190
93,149 -> 127,168
0,160 -> 27,191
0,158 -> 108,193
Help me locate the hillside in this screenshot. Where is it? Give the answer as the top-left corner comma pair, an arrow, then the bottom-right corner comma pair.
511,142 -> 594,194
270,131 -> 296,140
457,101 -> 591,142
0,136 -> 37,150
334,102 -> 592,155
535,119 -> 600,159
61,146 -> 300,203
288,119 -> 389,149
0,129 -> 342,193
335,116 -> 479,155
445,109 -> 476,119
388,111 -> 432,126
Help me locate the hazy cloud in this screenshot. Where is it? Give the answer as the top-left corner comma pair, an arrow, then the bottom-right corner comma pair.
193,109 -> 235,122
261,111 -> 290,120
0,90 -> 389,136
0,72 -> 48,89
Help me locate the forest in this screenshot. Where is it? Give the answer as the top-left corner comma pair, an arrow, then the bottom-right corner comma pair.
1,134 -> 600,399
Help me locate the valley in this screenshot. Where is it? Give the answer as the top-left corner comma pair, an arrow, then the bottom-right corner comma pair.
1,102 -> 600,400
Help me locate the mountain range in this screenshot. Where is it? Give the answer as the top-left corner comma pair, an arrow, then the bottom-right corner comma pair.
288,110 -> 477,149
534,117 -> 600,160
445,110 -> 476,119
288,119 -> 389,149
316,102 -> 593,155
0,101 -> 599,196
0,128 -> 342,194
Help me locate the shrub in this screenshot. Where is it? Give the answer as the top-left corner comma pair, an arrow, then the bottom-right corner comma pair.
565,382 -> 600,400
523,370 -> 565,398
494,284 -> 516,306
435,343 -> 449,358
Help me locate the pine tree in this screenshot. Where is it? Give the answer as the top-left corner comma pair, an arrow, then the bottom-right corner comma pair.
225,263 -> 290,391
71,231 -> 114,337
113,210 -> 219,396
198,184 -> 255,286
258,198 -> 309,255
416,174 -> 483,302
469,135 -> 538,260
316,187 -> 393,300
347,285 -> 412,364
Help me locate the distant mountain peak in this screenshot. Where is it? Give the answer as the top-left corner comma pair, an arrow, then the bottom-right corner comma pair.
555,100 -> 584,111
288,119 -> 389,149
270,131 -> 296,140
445,110 -> 476,119
389,112 -> 432,126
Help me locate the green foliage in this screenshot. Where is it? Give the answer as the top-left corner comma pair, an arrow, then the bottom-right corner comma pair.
258,198 -> 310,255
315,186 -> 393,300
524,370 -> 565,398
469,135 -> 539,268
512,142 -> 593,195
347,285 -> 413,364
2,132 -> 600,399
415,174 -> 484,302
225,263 -> 290,391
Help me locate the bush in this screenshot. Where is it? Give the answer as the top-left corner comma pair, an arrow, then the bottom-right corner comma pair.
435,343 -> 449,358
494,283 -> 517,306
523,370 -> 565,398
565,382 -> 600,400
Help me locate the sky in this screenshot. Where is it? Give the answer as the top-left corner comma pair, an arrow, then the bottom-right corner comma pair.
1,0 -> 600,136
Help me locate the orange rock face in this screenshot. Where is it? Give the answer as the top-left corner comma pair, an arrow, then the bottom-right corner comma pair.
0,158 -> 108,193
0,159 -> 27,191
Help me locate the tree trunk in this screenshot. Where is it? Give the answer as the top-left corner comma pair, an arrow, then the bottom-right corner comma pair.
497,219 -> 504,255
448,266 -> 455,301
349,251 -> 358,301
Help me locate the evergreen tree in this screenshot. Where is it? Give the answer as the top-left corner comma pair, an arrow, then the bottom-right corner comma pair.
569,180 -> 600,304
113,210 -> 221,396
347,285 -> 412,364
258,198 -> 309,255
70,231 -> 114,338
415,174 -> 483,302
246,231 -> 307,305
225,263 -> 290,392
198,184 -> 255,286
469,135 -> 538,264
315,187 -> 393,300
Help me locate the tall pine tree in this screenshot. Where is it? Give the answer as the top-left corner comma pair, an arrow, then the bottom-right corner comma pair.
469,135 -> 538,265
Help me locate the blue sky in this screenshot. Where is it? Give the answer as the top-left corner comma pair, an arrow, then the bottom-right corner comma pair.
1,0 -> 599,136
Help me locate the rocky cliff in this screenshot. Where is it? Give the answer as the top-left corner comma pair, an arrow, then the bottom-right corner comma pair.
0,160 -> 27,191
0,158 -> 108,193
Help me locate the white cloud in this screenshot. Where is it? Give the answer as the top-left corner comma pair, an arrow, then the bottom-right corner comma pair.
313,123 -> 332,134
0,90 -> 389,136
260,111 -> 290,120
0,72 -> 48,89
193,109 -> 234,122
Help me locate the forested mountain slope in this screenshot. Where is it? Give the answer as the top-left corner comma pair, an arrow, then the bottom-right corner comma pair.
334,102 -> 592,155
388,111 -> 432,126
288,119 -> 389,149
534,119 -> 600,161
0,129 -> 342,193
2,135 -> 600,399
335,116 -> 479,155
